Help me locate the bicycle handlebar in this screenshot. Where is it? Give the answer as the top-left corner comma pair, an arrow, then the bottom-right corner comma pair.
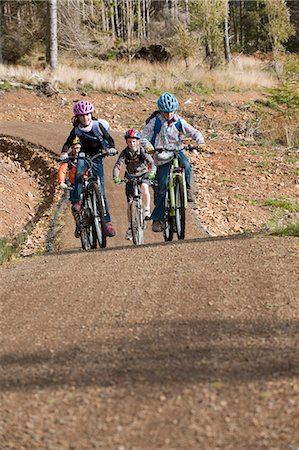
58,148 -> 118,163
120,173 -> 150,183
155,144 -> 200,153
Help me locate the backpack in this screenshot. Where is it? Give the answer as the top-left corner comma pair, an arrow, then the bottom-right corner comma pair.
145,111 -> 182,146
125,147 -> 146,166
75,120 -> 114,148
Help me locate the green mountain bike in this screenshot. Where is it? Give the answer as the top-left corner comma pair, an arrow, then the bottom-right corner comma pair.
162,145 -> 197,242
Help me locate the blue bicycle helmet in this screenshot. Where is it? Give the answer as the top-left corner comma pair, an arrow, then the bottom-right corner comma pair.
157,92 -> 179,113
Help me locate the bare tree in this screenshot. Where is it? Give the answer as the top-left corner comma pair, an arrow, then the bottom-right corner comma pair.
0,3 -> 3,63
47,0 -> 58,70
224,1 -> 231,63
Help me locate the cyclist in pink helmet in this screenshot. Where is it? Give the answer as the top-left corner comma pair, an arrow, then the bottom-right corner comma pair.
73,100 -> 94,116
60,99 -> 117,237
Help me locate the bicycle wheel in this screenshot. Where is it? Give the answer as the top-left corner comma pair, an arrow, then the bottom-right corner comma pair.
91,182 -> 107,248
130,197 -> 144,245
175,176 -> 186,240
163,188 -> 174,242
79,198 -> 96,250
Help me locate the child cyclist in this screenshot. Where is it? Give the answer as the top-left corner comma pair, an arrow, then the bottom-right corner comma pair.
112,129 -> 156,241
60,99 -> 117,237
57,136 -> 81,189
140,92 -> 205,232
57,137 -> 86,238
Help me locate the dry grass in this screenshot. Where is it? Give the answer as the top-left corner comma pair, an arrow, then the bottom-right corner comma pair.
0,55 -> 277,93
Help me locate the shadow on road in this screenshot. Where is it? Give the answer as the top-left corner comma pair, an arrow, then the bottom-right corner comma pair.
48,231 -> 261,256
1,318 -> 298,392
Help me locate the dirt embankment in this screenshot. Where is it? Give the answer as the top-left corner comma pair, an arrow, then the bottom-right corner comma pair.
0,135 -> 61,255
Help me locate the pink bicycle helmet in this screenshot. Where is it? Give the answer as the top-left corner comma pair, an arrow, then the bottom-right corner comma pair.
124,129 -> 140,140
73,100 -> 94,116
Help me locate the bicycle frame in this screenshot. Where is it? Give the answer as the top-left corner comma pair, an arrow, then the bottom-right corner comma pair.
160,146 -> 196,241
122,174 -> 147,246
168,153 -> 187,217
82,156 -> 107,218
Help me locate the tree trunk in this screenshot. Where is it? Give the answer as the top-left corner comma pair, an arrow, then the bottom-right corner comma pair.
185,0 -> 189,23
287,0 -> 299,52
240,0 -> 244,50
114,0 -> 120,38
110,2 -> 115,39
47,0 -> 58,70
146,0 -> 151,39
230,2 -> 240,46
224,15 -> 231,63
137,0 -> 142,40
101,1 -> 107,32
0,2 -> 3,64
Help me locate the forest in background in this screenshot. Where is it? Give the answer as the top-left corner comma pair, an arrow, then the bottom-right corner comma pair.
0,0 -> 298,70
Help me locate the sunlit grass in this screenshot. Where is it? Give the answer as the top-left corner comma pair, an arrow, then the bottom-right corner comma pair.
0,54 -> 277,93
0,232 -> 27,265
268,222 -> 299,237
263,198 -> 299,212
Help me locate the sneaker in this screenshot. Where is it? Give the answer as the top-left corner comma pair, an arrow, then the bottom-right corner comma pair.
124,228 -> 133,240
144,209 -> 151,221
152,220 -> 163,232
187,189 -> 195,202
71,201 -> 81,212
105,222 -> 116,237
74,226 -> 80,239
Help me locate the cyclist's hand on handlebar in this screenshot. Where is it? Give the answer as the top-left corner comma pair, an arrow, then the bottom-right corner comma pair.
113,177 -> 121,184
144,147 -> 155,155
148,171 -> 155,181
106,147 -> 118,156
197,143 -> 206,152
190,143 -> 206,156
59,152 -> 69,162
58,182 -> 68,189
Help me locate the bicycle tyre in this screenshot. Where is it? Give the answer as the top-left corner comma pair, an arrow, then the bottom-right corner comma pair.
163,188 -> 174,242
79,198 -> 96,250
175,176 -> 186,240
91,182 -> 107,249
130,197 -> 144,245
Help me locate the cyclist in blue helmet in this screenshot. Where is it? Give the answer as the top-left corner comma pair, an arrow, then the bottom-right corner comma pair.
157,92 -> 179,113
141,92 -> 205,233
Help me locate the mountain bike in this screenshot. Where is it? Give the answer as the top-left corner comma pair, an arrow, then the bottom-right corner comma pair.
159,144 -> 198,242
61,149 -> 117,250
121,174 -> 151,246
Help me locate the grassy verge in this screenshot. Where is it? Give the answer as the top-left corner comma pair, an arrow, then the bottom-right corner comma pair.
269,222 -> 299,237
0,232 -> 28,265
262,198 -> 299,237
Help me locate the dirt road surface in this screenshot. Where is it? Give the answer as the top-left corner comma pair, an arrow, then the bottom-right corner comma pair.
1,103 -> 299,449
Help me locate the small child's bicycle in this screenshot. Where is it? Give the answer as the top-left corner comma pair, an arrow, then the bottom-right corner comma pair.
158,144 -> 198,242
121,174 -> 151,246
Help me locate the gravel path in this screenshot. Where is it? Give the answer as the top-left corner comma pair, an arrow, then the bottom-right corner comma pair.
1,235 -> 298,450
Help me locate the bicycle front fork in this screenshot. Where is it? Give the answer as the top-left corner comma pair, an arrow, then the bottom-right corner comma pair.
169,170 -> 187,217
